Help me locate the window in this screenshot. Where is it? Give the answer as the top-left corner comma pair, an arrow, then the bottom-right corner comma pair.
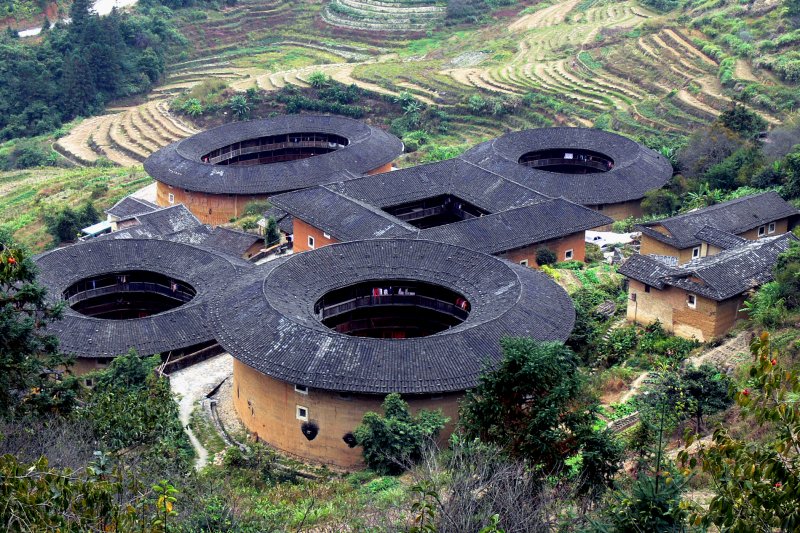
564,249 -> 574,260
323,232 -> 331,239
692,247 -> 700,259
168,193 -> 174,204
758,225 -> 766,237
519,259 -> 529,266
296,405 -> 308,421
308,236 -> 315,249
769,222 -> 776,234
644,285 -> 651,293
294,384 -> 308,395
687,293 -> 697,309
84,378 -> 93,387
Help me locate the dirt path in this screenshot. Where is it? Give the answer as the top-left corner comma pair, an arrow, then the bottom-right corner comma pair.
168,353 -> 233,470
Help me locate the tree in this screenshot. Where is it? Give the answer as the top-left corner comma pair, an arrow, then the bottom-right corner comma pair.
775,239 -> 800,308
228,94 -> 250,121
679,333 -> 800,531
0,243 -> 76,418
680,364 -> 733,432
43,202 -> 100,244
353,393 -> 448,474
719,103 -> 768,139
641,189 -> 679,217
265,216 -> 280,246
677,123 -> 745,179
459,338 -> 622,490
536,247 -> 557,266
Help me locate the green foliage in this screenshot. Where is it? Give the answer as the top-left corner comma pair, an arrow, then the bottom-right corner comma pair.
242,200 -> 271,217
742,281 -> 787,329
720,103 -> 768,139
43,202 -> 100,244
0,244 -> 77,418
353,393 -> 448,474
0,6 -> 180,140
0,138 -> 56,170
418,143 -> 468,163
459,338 -> 622,493
307,71 -> 330,88
679,333 -> 800,531
265,216 -> 280,246
82,351 -> 194,470
535,247 -> 557,266
641,189 -> 679,217
775,239 -> 800,308
640,0 -> 679,11
228,94 -> 251,121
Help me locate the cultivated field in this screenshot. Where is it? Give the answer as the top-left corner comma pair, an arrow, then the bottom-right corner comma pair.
51,0 -> 793,169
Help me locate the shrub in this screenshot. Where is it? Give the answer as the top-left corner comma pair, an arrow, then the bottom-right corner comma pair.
641,189 -> 679,216
535,247 -> 557,266
353,393 -> 447,474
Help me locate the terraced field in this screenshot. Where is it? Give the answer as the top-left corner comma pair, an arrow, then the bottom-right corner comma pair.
322,0 -> 445,32
53,0 -> 792,168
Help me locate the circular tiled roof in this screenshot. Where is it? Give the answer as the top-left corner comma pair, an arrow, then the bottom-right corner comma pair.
459,127 -> 673,205
35,239 -> 251,359
210,239 -> 575,394
143,115 -> 404,195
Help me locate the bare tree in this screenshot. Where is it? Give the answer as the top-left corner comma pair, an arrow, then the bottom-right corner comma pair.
408,438 -> 574,533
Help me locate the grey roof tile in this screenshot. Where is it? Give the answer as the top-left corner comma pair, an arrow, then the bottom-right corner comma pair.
210,239 -> 575,394
619,234 -> 796,300
459,127 -> 673,205
143,115 -> 403,195
637,192 -> 799,249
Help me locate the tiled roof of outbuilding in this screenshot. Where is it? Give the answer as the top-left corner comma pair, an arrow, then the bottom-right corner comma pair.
619,234 -> 795,300
202,227 -> 262,257
326,158 -> 548,211
143,115 -> 403,195
694,226 -> 748,250
637,192 -> 799,249
270,187 -> 417,241
459,127 -> 673,205
210,239 -> 575,394
105,196 -> 159,219
35,239 -> 252,359
419,198 -> 613,254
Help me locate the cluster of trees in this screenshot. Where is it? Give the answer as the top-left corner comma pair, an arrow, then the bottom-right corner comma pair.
43,202 -> 100,244
640,105 -> 800,219
0,0 -> 183,140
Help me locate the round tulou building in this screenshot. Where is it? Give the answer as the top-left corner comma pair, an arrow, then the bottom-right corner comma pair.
35,239 -> 250,374
209,239 -> 575,468
143,115 -> 404,225
460,127 -> 673,222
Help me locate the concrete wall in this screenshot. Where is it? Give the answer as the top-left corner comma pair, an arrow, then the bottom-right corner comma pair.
232,359 -> 461,469
498,231 -> 587,267
625,279 -> 746,342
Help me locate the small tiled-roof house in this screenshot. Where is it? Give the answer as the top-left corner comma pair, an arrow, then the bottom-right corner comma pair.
637,192 -> 799,264
619,234 -> 795,342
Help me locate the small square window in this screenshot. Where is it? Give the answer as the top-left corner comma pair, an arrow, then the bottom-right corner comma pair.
692,247 -> 700,259
758,225 -> 766,237
168,193 -> 175,204
295,384 -> 308,394
687,293 -> 697,308
296,405 -> 308,421
768,222 -> 776,234
323,232 -> 331,239
519,259 -> 529,266
308,236 -> 315,249
644,285 -> 651,293
565,249 -> 574,260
